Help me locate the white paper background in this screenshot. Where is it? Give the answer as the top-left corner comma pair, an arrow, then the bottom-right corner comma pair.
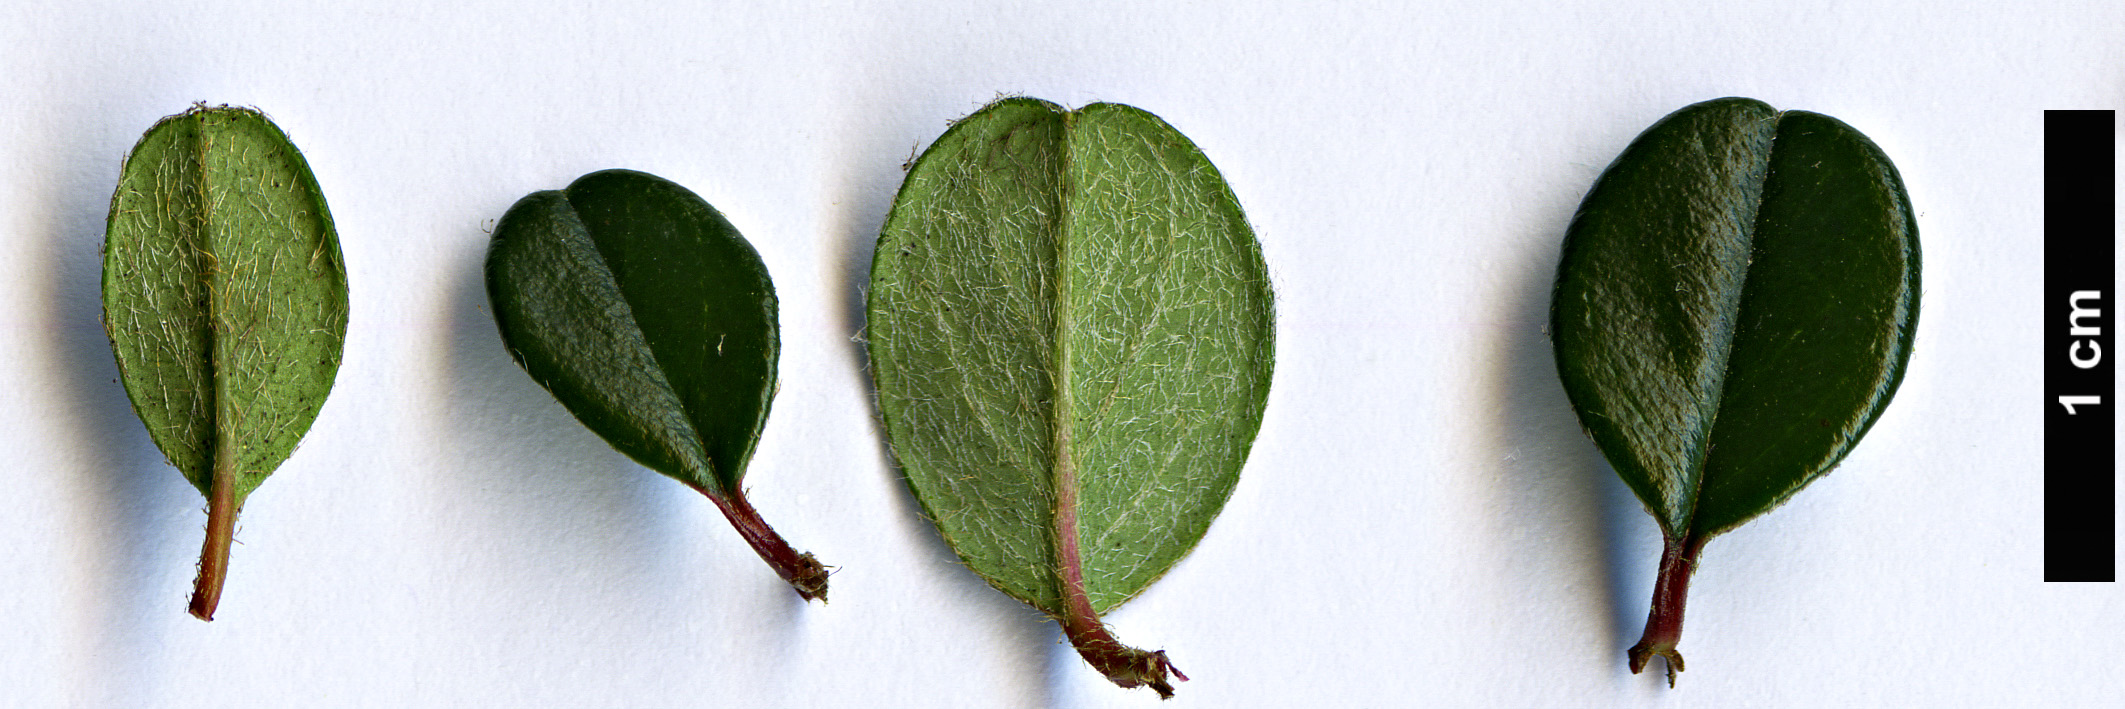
3,1 -> 2118,706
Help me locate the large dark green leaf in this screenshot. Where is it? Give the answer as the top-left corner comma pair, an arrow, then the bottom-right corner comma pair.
868,98 -> 1274,698
486,169 -> 826,600
103,104 -> 349,620
1550,97 -> 1919,683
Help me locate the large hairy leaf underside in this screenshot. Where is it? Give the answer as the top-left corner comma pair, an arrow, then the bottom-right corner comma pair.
870,98 -> 1274,616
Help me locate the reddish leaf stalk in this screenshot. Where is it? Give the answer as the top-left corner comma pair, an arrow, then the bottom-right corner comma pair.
1628,532 -> 1709,687
699,485 -> 829,602
1053,451 -> 1186,699
188,454 -> 238,621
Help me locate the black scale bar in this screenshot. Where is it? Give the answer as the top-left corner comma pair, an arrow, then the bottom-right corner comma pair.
2045,110 -> 2116,582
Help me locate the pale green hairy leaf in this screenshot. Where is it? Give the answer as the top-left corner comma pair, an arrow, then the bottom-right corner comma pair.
869,97 -> 1272,695
103,104 -> 347,504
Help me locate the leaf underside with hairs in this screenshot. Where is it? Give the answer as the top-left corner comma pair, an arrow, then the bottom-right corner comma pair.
868,97 -> 1274,698
103,104 -> 348,621
1550,97 -> 1919,684
486,169 -> 826,601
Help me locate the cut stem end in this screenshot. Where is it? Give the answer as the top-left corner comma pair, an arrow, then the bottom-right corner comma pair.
1061,619 -> 1187,699
1627,639 -> 1683,688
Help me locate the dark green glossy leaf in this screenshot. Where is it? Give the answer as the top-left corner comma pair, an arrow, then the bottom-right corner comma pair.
1551,97 -> 1919,682
103,104 -> 348,620
868,98 -> 1274,697
486,169 -> 826,600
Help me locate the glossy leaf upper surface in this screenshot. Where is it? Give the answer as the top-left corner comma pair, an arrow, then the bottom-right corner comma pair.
1552,97 -> 1920,540
486,169 -> 777,493
868,98 -> 1274,614
103,105 -> 348,501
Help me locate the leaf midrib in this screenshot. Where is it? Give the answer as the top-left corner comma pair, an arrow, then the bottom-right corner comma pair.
190,113 -> 237,496
1048,109 -> 1085,611
560,187 -> 723,490
1676,109 -> 1784,541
